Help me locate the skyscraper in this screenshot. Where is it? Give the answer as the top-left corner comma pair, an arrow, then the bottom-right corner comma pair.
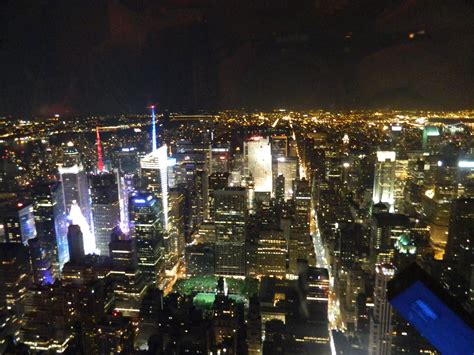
58,143 -> 93,231
0,243 -> 30,348
129,192 -> 164,285
288,178 -> 316,275
244,136 -> 272,194
32,182 -> 69,275
273,156 -> 298,200
0,199 -> 36,244
28,237 -> 54,285
90,173 -> 120,256
140,145 -> 169,231
214,187 -> 247,276
208,172 -> 230,219
255,230 -> 287,278
445,198 -> 474,283
373,151 -> 397,211
67,224 -> 85,263
369,264 -> 395,355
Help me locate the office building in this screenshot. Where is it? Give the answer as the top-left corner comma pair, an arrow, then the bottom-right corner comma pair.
273,156 -> 298,200
288,179 -> 316,275
369,264 -> 395,355
0,243 -> 30,348
140,145 -> 169,231
244,136 -> 273,193
373,151 -> 396,211
445,198 -> 474,283
58,143 -> 93,232
32,182 -> 69,275
90,173 -> 121,256
214,187 -> 247,276
67,224 -> 85,263
0,198 -> 36,244
255,230 -> 287,279
129,193 -> 164,285
185,243 -> 215,276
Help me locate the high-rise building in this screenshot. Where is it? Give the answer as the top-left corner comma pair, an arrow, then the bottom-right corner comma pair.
273,156 -> 298,200
0,199 -> 36,244
174,141 -> 210,229
370,212 -> 410,265
244,136 -> 272,193
67,224 -> 85,263
109,227 -> 147,318
445,198 -> 474,283
211,144 -> 230,173
19,284 -> 74,353
58,144 -> 93,233
129,193 -> 164,285
208,172 -> 229,219
185,243 -> 215,276
255,230 -> 287,279
0,243 -> 30,348
275,174 -> 285,205
32,182 -> 69,275
288,179 -> 316,275
167,190 -> 185,265
373,151 -> 396,211
369,264 -> 395,355
214,187 -> 247,276
28,237 -> 54,285
246,297 -> 262,355
90,173 -> 121,256
271,135 -> 288,157
140,145 -> 169,231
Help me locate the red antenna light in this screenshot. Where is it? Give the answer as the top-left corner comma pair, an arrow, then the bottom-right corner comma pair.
96,126 -> 104,172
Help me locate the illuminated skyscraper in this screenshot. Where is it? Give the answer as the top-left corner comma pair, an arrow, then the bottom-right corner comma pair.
288,178 -> 316,275
90,173 -> 120,256
255,230 -> 287,278
244,137 -> 272,193
109,227 -> 147,318
32,182 -> 69,272
174,140 -> 210,228
214,187 -> 247,276
129,193 -> 164,285
373,151 -> 396,211
140,145 -> 169,231
369,264 -> 395,355
273,156 -> 298,200
58,144 -> 93,231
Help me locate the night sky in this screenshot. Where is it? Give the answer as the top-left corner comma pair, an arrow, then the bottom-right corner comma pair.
1,0 -> 474,116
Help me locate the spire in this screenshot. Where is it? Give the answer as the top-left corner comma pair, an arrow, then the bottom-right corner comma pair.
96,125 -> 104,172
151,105 -> 157,152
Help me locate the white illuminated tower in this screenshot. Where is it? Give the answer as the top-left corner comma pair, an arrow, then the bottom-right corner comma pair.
244,136 -> 272,193
373,151 -> 396,211
58,143 -> 95,250
369,264 -> 396,355
140,145 -> 169,231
